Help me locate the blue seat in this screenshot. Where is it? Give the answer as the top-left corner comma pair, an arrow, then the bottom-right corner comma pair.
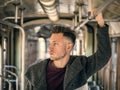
89,85 -> 100,90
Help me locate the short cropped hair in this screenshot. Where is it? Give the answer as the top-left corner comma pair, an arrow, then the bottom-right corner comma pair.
50,25 -> 76,45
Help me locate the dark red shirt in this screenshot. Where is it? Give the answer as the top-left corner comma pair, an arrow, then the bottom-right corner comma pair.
47,61 -> 66,90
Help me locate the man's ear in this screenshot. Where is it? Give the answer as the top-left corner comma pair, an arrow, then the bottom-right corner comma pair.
67,43 -> 73,51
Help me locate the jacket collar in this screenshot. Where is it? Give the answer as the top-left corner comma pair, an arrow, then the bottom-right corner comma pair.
64,56 -> 83,89
34,59 -> 49,90
35,57 -> 83,90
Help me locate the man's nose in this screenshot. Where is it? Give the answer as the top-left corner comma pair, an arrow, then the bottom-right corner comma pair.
48,44 -> 53,50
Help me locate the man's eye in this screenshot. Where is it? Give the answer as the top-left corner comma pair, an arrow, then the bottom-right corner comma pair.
54,43 -> 57,45
49,42 -> 58,46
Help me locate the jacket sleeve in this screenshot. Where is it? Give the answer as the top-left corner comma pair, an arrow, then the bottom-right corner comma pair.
86,24 -> 111,78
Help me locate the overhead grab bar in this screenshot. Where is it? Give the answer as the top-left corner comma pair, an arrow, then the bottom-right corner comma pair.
75,0 -> 115,31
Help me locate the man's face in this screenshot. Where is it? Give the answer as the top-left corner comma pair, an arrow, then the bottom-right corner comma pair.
49,33 -> 72,61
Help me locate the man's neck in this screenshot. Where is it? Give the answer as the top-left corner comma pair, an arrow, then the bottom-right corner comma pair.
52,56 -> 70,68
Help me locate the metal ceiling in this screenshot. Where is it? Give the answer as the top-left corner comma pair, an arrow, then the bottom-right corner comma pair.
0,0 -> 120,35
0,0 -> 120,19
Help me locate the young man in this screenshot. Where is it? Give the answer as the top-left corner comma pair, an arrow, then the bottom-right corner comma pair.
25,12 -> 111,90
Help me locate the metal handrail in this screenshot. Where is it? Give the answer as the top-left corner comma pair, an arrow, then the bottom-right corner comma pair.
3,69 -> 19,90
0,20 -> 25,90
4,65 -> 18,71
0,75 -> 12,90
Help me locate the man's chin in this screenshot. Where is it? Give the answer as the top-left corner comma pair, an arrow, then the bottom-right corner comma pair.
50,57 -> 54,60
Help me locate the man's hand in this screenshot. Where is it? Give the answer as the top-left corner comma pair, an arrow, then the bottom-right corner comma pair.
91,9 -> 105,27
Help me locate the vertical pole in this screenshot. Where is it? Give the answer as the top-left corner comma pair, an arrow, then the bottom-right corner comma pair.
111,38 -> 117,90
0,36 -> 5,90
0,41 -> 2,90
19,5 -> 25,90
117,38 -> 120,90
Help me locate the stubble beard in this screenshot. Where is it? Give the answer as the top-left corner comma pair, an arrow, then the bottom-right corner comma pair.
50,52 -> 67,61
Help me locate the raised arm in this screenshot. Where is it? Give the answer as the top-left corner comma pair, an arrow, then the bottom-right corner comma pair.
86,11 -> 111,78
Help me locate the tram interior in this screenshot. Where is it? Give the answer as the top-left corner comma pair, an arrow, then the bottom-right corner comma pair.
0,0 -> 120,90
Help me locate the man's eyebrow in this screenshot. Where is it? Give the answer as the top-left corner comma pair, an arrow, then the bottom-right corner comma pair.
49,40 -> 58,43
50,38 -> 59,42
